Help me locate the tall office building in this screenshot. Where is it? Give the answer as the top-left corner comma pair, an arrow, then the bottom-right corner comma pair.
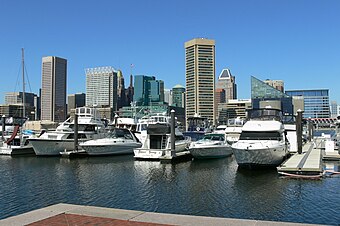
67,93 -> 86,115
5,92 -> 37,107
285,89 -> 330,118
185,38 -> 215,127
133,75 -> 164,106
41,56 -> 67,122
85,66 -> 118,111
117,70 -> 128,109
216,69 -> 237,101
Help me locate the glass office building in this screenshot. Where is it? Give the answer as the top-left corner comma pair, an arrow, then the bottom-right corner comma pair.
285,89 -> 330,118
134,75 -> 164,106
251,76 -> 293,114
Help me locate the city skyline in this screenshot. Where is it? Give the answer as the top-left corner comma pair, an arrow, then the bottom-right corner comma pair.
1,1 -> 340,104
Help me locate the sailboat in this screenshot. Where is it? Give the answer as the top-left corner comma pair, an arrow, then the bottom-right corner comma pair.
0,48 -> 35,155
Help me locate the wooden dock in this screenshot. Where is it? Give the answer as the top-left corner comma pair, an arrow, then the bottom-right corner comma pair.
277,142 -> 323,176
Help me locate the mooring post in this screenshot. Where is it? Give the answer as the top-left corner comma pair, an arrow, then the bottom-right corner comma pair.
74,113 -> 79,151
1,115 -> 5,141
114,114 -> 119,127
296,109 -> 303,154
170,110 -> 176,157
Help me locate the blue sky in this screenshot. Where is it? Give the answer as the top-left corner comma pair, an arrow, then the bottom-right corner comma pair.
1,0 -> 340,104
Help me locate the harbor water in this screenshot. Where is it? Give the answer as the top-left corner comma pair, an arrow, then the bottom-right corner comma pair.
0,154 -> 339,225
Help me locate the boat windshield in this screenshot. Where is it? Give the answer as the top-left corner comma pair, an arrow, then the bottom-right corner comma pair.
247,109 -> 282,121
109,129 -> 133,140
202,134 -> 225,141
239,131 -> 282,141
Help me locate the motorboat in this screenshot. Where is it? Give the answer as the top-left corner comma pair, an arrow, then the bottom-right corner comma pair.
29,107 -> 107,156
134,123 -> 191,160
189,133 -> 232,159
232,108 -> 289,167
80,128 -> 141,156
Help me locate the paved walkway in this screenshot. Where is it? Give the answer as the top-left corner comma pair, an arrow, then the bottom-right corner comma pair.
0,203 -> 324,226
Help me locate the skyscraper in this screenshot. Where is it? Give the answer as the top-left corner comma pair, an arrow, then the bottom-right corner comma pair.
85,66 -> 118,111
117,70 -> 127,109
185,38 -> 215,127
41,56 -> 67,122
216,69 -> 237,101
133,75 -> 164,106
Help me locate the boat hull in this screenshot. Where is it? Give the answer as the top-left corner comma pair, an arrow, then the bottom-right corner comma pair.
0,144 -> 35,156
29,139 -> 76,156
81,141 -> 142,156
232,141 -> 288,167
134,141 -> 189,159
190,146 -> 232,159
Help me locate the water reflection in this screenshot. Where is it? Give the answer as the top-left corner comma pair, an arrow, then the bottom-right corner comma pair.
0,155 -> 339,224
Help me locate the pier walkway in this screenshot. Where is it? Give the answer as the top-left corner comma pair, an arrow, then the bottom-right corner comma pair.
277,142 -> 323,176
0,203 -> 324,226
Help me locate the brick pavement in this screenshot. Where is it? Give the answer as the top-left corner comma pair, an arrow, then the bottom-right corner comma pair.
28,213 -> 173,226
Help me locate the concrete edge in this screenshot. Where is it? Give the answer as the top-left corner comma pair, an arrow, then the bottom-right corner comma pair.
0,203 -> 324,226
0,203 -> 82,226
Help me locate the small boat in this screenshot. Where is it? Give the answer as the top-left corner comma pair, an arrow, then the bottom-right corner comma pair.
189,133 -> 232,159
232,108 -> 289,168
80,128 -> 142,156
134,123 -> 191,160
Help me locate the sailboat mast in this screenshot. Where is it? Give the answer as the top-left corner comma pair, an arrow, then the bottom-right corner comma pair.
22,48 -> 25,119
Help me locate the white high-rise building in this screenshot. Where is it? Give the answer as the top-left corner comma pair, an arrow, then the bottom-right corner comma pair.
41,56 -> 67,122
85,66 -> 118,111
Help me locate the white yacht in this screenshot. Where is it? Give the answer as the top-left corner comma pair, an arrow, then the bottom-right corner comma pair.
134,113 -> 171,144
134,123 -> 191,160
189,133 -> 232,159
232,108 -> 289,167
80,128 -> 142,156
29,107 -> 107,156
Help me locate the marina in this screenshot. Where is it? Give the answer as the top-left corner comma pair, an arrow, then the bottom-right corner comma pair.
0,147 -> 339,225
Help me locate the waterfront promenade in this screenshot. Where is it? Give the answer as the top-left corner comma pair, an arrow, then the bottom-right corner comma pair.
0,203 -> 324,226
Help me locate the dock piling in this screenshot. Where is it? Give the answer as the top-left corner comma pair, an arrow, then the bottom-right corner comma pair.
296,109 -> 303,154
74,114 -> 79,151
170,109 -> 176,157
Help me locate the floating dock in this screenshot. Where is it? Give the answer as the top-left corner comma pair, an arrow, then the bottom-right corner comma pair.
277,142 -> 323,177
